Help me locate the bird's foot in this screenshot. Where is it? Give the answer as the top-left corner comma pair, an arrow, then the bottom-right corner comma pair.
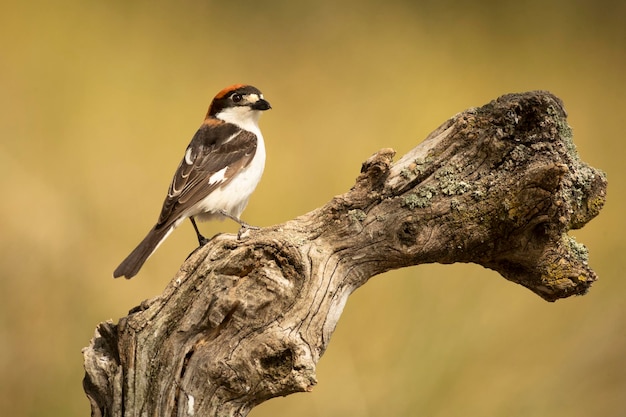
190,216 -> 211,246
236,222 -> 260,240
197,234 -> 210,246
217,210 -> 260,239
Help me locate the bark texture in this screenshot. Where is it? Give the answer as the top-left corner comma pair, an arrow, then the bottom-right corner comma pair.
83,91 -> 607,417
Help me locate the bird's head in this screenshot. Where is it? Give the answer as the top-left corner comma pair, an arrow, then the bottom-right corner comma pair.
207,84 -> 271,129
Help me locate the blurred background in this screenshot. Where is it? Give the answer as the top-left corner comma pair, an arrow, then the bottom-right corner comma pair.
1,0 -> 624,416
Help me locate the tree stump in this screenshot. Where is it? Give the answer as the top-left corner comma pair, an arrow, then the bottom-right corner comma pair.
83,91 -> 607,417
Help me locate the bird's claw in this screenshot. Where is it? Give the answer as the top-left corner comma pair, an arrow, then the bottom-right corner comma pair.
237,223 -> 260,240
198,235 -> 210,246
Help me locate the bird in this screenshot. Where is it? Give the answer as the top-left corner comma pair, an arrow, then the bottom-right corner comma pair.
113,84 -> 271,279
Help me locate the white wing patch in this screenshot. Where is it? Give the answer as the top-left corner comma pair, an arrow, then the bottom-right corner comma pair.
208,166 -> 228,185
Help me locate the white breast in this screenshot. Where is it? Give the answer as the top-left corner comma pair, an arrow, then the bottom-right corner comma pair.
190,129 -> 266,222
179,105 -> 268,223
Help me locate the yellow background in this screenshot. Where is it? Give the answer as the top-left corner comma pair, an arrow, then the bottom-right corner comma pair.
1,1 -> 624,416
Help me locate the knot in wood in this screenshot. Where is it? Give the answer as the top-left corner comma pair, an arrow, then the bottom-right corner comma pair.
356,148 -> 395,190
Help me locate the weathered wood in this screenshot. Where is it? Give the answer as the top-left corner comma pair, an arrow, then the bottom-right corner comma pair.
83,91 -> 606,417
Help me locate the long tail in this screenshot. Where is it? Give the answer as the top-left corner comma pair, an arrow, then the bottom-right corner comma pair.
113,225 -> 173,279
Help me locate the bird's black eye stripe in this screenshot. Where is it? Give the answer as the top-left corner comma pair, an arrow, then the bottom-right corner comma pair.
231,93 -> 243,103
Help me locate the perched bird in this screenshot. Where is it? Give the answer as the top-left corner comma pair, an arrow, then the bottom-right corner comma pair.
113,84 -> 271,279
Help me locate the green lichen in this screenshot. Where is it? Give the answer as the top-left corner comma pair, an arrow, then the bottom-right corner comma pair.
548,104 -> 577,156
401,167 -> 412,180
440,179 -> 471,196
434,164 -> 471,196
435,165 -> 456,179
471,189 -> 485,201
413,157 -> 429,175
401,157 -> 431,180
403,185 -> 437,209
450,198 -> 462,211
403,194 -> 421,209
510,144 -> 529,162
419,185 -> 437,200
566,236 -> 589,263
348,209 -> 367,223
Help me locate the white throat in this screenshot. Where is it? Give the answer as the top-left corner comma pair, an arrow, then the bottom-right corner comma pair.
216,107 -> 263,136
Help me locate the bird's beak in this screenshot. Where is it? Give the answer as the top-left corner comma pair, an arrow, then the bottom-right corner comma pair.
251,98 -> 271,111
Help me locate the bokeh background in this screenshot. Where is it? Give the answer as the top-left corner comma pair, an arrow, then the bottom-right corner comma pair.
1,0 -> 624,416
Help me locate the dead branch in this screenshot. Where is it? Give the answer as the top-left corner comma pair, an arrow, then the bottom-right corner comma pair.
83,91 -> 607,417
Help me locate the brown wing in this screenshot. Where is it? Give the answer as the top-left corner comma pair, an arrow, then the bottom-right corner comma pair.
155,121 -> 257,228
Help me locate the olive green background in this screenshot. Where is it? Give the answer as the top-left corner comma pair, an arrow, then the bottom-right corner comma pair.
1,1 -> 624,416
